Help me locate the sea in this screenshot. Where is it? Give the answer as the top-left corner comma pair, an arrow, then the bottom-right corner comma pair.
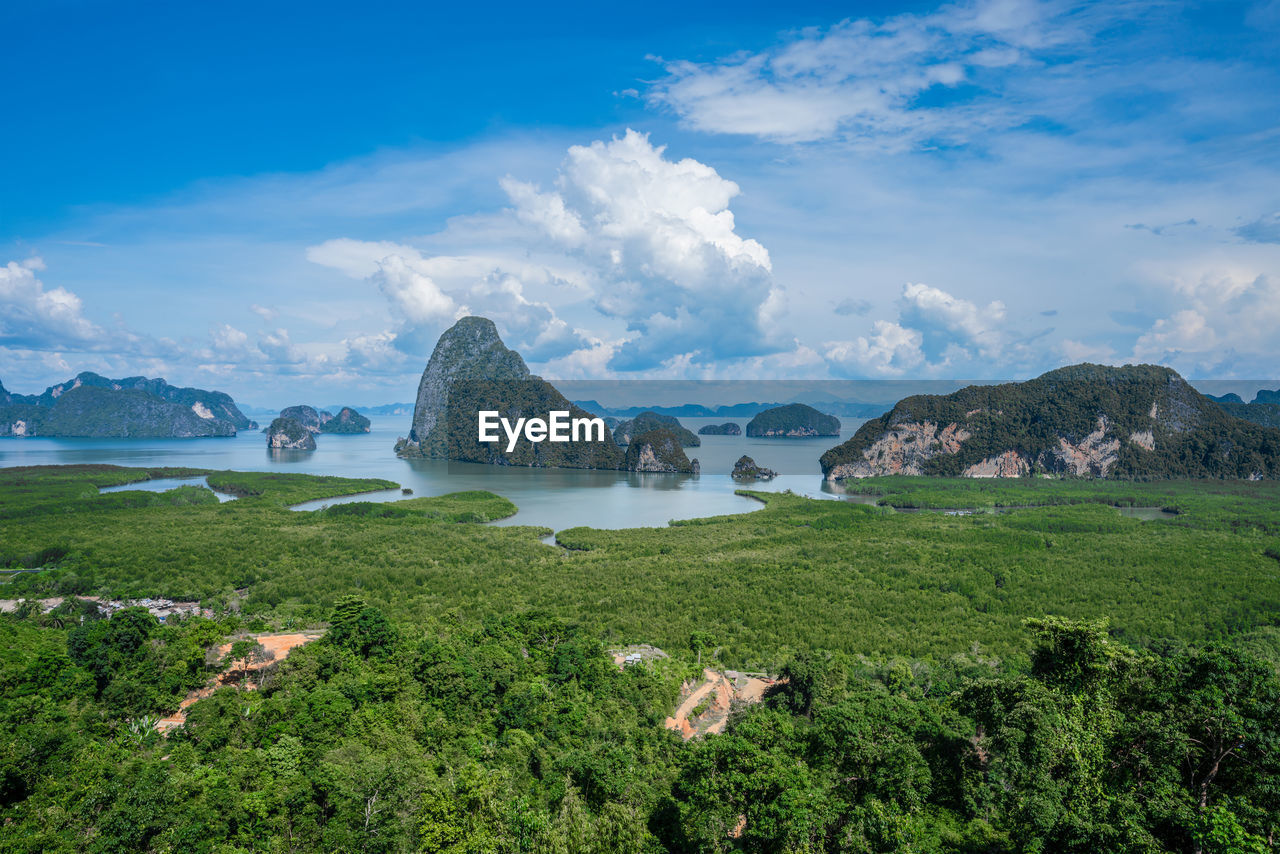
0,416 -> 868,533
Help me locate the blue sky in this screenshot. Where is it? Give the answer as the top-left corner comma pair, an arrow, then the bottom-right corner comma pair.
3,0 -> 1279,406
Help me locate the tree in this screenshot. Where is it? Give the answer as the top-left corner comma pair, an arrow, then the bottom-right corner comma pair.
689,630 -> 717,666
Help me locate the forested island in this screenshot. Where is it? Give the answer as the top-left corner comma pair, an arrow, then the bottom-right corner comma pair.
823,364 -> 1280,480
0,372 -> 254,438
745,403 -> 841,437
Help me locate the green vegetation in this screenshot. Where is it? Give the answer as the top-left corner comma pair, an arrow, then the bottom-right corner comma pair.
746,403 -> 840,437
0,371 -> 252,436
624,428 -> 698,473
697,421 -> 741,436
1218,401 -> 1280,429
265,416 -> 315,450
320,406 -> 372,434
614,411 -> 701,447
4,467 -> 1279,667
3,465 -> 1280,851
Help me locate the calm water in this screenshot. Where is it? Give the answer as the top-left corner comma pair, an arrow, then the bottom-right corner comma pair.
3,416 -> 864,532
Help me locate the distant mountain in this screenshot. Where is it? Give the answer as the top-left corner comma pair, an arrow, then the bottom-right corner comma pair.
1206,392 -> 1245,404
327,403 -> 414,416
746,404 -> 841,438
570,399 -> 888,418
822,364 -> 1280,480
1254,388 -> 1280,405
0,372 -> 252,438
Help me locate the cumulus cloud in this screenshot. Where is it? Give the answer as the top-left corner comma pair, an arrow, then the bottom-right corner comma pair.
309,130 -> 787,374
823,282 -> 1016,376
825,320 -> 925,376
647,0 -> 1068,146
308,238 -> 589,362
503,129 -> 783,370
0,257 -> 104,348
1132,269 -> 1280,375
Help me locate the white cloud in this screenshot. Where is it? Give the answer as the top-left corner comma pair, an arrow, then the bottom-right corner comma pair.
1132,269 -> 1280,375
647,0 -> 1065,145
0,257 -> 104,348
504,129 -> 782,370
899,282 -> 1006,361
825,320 -> 926,376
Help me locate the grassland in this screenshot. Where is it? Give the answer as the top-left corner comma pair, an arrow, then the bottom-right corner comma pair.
4,466 -> 1278,670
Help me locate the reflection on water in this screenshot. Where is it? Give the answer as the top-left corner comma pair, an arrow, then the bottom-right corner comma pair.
4,416 -> 857,532
98,476 -> 238,502
14,416 -> 1180,531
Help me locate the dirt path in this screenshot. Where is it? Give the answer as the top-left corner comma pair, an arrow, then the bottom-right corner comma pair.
664,668 -> 777,740
155,631 -> 322,732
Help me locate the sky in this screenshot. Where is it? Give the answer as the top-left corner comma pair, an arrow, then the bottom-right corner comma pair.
3,0 -> 1279,406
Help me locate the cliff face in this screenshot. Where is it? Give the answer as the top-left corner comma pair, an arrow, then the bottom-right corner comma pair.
625,429 -> 699,473
267,417 -> 316,450
821,364 -> 1280,481
746,404 -> 840,438
401,317 -> 531,457
397,317 -> 625,469
0,372 -> 253,437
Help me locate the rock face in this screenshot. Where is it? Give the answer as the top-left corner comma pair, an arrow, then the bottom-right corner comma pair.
267,417 -> 316,450
613,412 -> 700,447
320,407 -> 371,434
280,405 -> 331,433
822,363 -> 1280,481
698,422 -> 742,436
625,429 -> 699,474
396,317 -> 625,470
0,372 -> 252,438
400,317 -> 531,458
731,455 -> 777,480
746,404 -> 840,438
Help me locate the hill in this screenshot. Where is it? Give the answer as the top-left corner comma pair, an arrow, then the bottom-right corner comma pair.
396,317 -> 625,469
612,411 -> 700,447
0,372 -> 253,438
822,363 -> 1280,480
746,403 -> 841,437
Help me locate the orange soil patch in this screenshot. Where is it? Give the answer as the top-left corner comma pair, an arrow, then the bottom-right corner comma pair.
155,632 -> 322,732
664,668 -> 777,740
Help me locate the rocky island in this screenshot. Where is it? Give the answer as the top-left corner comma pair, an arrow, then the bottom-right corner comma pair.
613,411 -> 700,447
624,428 -> 700,473
321,406 -> 372,434
697,422 -> 741,436
266,417 -> 316,450
731,455 -> 777,480
745,403 -> 840,438
0,372 -> 253,438
821,363 -> 1280,480
395,317 -> 626,469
